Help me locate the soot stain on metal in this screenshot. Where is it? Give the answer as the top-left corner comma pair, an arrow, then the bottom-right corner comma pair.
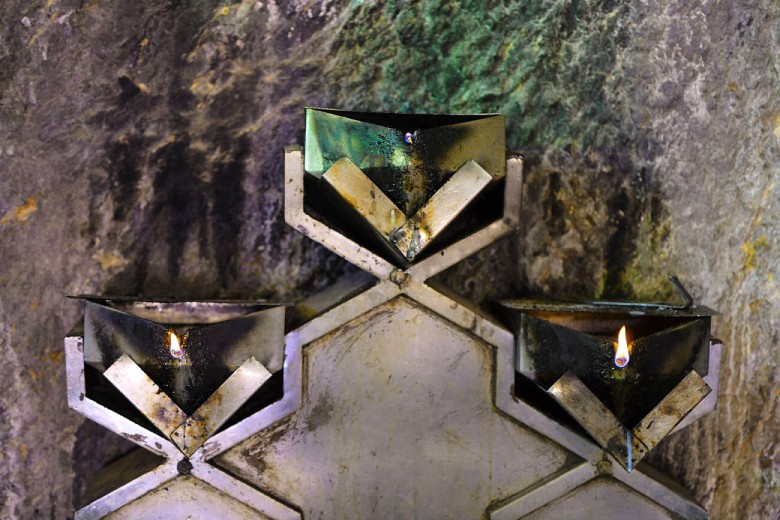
307,393 -> 334,433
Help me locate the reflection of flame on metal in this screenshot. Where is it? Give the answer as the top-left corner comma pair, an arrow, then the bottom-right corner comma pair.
169,331 -> 184,359
615,325 -> 630,368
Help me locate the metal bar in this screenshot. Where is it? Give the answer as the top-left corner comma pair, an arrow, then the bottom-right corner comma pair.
618,466 -> 708,520
547,371 -> 650,472
491,292 -> 602,461
66,335 -> 179,457
503,155 -> 523,226
669,275 -> 694,309
65,335 -> 86,410
409,219 -> 511,281
548,372 -> 625,448
633,371 -> 711,452
197,332 -> 304,461
171,357 -> 272,456
322,157 -> 405,235
75,461 -> 179,520
103,354 -> 188,438
489,463 -> 597,520
81,400 -> 179,458
672,340 -> 722,433
408,157 -> 521,280
405,281 -> 513,347
291,280 -> 399,347
75,297 -> 282,324
292,270 -> 377,324
583,275 -> 695,310
284,147 -> 395,279
390,160 -> 492,260
191,462 -> 301,520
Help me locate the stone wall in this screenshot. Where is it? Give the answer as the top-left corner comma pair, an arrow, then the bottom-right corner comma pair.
0,1 -> 777,517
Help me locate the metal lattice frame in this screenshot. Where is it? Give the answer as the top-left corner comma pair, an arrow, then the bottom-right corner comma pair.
65,147 -> 719,519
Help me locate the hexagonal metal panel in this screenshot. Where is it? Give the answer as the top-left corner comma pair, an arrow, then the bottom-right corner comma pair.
217,297 -> 576,519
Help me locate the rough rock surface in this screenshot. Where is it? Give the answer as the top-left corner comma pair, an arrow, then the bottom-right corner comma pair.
0,0 -> 777,518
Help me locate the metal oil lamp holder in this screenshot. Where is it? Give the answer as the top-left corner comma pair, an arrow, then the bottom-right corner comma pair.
300,108 -> 509,268
65,108 -> 723,520
65,298 -> 298,519
500,276 -> 721,472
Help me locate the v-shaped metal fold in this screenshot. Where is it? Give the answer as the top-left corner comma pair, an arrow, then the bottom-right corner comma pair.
322,157 -> 492,261
104,354 -> 272,456
547,370 -> 711,471
171,357 -> 272,456
103,354 -> 188,437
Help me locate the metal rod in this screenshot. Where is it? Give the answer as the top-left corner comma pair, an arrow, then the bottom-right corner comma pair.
583,274 -> 694,310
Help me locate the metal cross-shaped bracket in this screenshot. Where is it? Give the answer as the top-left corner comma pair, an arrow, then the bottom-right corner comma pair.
200,147 -> 716,519
65,319 -> 301,519
103,354 -> 271,456
66,141 -> 721,518
322,156 -> 494,261
548,370 -> 712,472
281,146 -> 523,345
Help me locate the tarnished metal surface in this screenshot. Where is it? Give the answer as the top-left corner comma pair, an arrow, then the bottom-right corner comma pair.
321,156 -> 494,263
521,477 -> 686,520
103,354 -> 188,437
77,297 -> 284,324
82,300 -> 285,413
490,463 -> 599,520
303,109 -> 506,216
390,160 -> 492,260
285,146 -> 397,278
322,157 -> 404,235
633,371 -> 711,451
302,110 -> 507,265
505,306 -> 712,427
289,270 -> 377,325
80,449 -> 165,510
102,350 -> 275,457
65,334 -> 179,458
217,297 -> 574,519
190,462 -> 301,520
492,461 -> 706,519
672,340 -> 723,433
104,476 -> 272,520
548,371 -> 649,471
75,460 -> 180,520
63,135 -> 719,519
172,357 -> 272,456
499,299 -> 717,317
514,313 -> 711,380
286,148 -> 523,278
66,301 -> 297,519
619,465 -> 708,519
280,143 -> 710,518
548,369 -> 710,472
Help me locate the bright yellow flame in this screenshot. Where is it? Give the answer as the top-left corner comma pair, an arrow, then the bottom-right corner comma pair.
169,331 -> 184,359
615,325 -> 630,368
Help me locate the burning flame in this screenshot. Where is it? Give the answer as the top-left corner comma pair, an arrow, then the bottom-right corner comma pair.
614,325 -> 630,368
169,331 -> 184,359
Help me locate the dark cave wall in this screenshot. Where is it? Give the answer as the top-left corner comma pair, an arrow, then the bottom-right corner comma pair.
0,0 -> 777,517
